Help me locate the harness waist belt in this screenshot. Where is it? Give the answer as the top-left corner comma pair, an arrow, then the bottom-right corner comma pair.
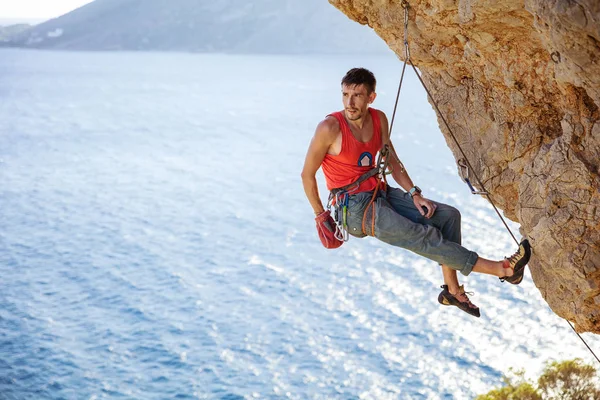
330,168 -> 379,197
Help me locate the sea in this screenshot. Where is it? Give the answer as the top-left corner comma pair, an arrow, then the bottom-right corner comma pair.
1,48 -> 598,400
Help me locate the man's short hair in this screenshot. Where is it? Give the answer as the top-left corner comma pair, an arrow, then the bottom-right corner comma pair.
341,68 -> 376,94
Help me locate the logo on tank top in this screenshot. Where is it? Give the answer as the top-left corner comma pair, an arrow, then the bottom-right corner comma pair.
358,152 -> 373,167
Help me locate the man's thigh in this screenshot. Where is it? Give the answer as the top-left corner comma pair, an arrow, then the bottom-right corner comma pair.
385,186 -> 461,232
384,186 -> 422,223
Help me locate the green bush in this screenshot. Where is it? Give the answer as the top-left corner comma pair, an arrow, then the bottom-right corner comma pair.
476,359 -> 600,400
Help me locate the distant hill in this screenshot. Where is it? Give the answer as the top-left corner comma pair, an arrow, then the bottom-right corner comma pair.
0,18 -> 45,27
3,0 -> 391,54
0,24 -> 32,41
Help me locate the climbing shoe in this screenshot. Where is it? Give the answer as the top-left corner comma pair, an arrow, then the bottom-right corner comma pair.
500,239 -> 531,285
438,284 -> 480,318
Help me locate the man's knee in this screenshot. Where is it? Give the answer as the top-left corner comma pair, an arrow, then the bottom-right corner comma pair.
436,203 -> 460,222
447,205 -> 461,223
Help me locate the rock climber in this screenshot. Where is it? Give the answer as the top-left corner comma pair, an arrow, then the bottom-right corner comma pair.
301,67 -> 531,318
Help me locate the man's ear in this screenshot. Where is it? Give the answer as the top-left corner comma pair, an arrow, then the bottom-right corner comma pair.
369,92 -> 377,104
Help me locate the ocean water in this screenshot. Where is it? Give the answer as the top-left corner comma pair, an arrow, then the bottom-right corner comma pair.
0,49 -> 598,400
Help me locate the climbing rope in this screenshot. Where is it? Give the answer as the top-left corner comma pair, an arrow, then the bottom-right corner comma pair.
567,320 -> 600,364
393,0 -> 600,366
388,0 -> 410,139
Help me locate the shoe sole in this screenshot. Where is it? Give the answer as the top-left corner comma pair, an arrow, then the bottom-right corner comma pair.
438,293 -> 480,318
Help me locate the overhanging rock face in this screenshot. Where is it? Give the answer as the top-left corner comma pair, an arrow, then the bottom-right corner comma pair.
330,0 -> 600,333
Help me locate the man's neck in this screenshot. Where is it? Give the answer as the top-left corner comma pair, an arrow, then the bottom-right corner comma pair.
344,109 -> 370,130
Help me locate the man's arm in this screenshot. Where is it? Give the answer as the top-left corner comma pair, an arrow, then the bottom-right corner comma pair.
301,117 -> 338,215
378,110 -> 437,218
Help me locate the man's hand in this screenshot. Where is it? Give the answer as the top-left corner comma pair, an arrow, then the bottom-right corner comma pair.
413,194 -> 437,218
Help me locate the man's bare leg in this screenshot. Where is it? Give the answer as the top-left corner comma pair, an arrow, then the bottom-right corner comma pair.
442,257 -> 510,285
441,264 -> 460,294
443,258 -> 511,279
472,257 -> 508,277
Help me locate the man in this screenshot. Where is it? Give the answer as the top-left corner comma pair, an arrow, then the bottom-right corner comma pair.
301,68 -> 531,318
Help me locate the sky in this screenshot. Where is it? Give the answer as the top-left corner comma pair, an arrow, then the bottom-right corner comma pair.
0,0 -> 93,19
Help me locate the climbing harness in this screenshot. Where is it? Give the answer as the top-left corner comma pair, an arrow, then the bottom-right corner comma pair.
327,144 -> 392,239
392,0 -> 600,365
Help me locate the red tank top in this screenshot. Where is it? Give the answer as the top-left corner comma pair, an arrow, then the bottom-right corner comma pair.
322,107 -> 382,193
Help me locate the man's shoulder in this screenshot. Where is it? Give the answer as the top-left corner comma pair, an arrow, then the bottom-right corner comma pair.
316,114 -> 341,137
372,109 -> 389,137
373,108 -> 388,122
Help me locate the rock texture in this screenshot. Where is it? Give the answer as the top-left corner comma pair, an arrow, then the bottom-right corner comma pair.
331,0 -> 600,333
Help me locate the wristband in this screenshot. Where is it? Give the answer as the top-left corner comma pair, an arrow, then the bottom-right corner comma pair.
409,186 -> 422,197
